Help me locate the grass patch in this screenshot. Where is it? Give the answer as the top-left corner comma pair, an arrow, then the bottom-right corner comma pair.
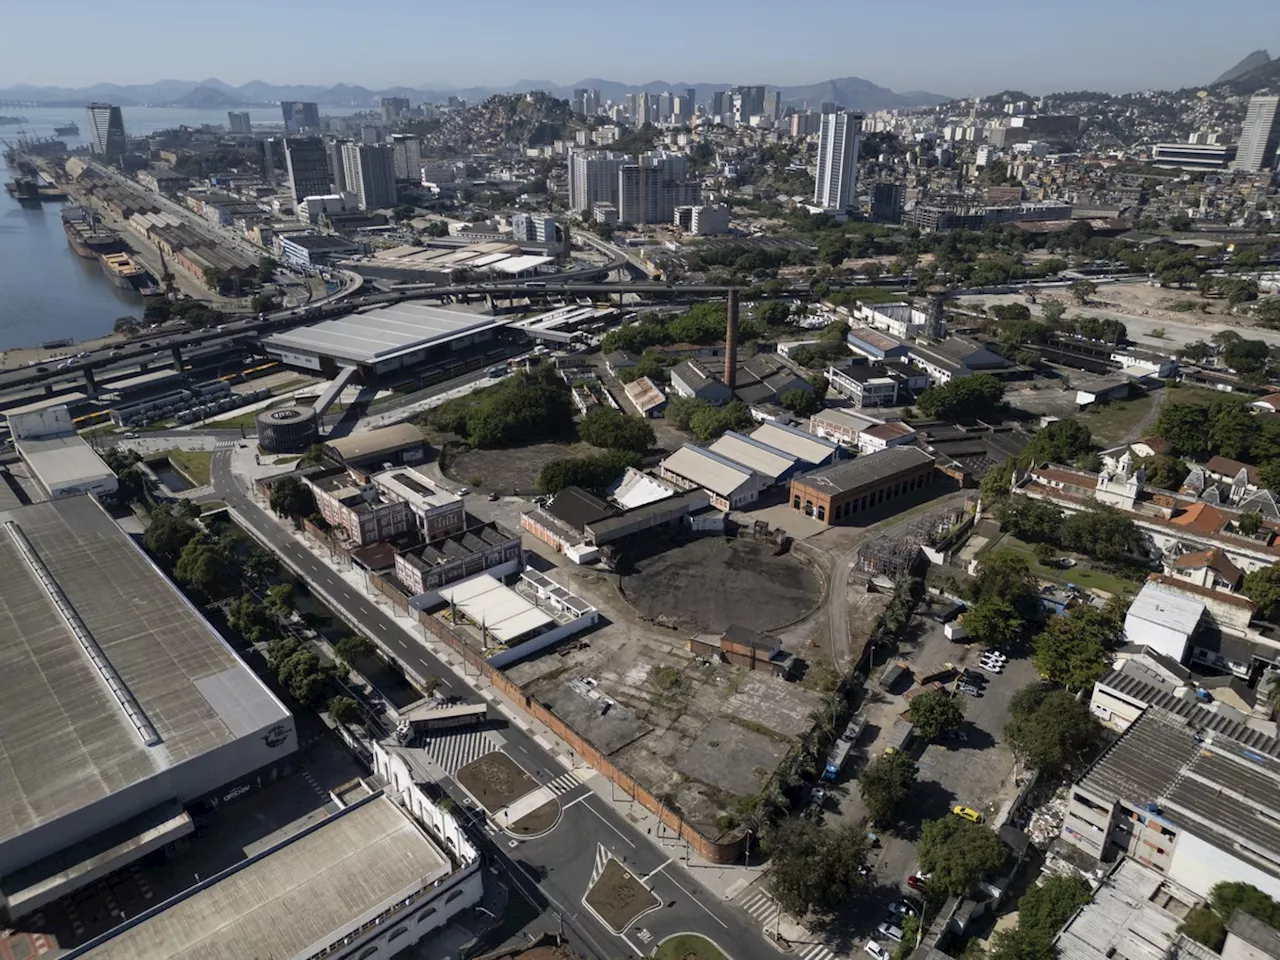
654,934 -> 729,960
79,423 -> 119,439
455,751 -> 538,814
1166,384 -> 1239,408
982,532 -> 1140,597
161,449 -> 214,486
1078,393 -> 1154,445
585,859 -> 660,933
508,799 -> 560,836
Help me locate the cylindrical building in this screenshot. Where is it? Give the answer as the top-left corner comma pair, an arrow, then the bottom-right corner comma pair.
256,406 -> 319,453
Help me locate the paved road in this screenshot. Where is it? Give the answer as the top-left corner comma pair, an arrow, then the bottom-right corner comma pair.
210,452 -> 775,960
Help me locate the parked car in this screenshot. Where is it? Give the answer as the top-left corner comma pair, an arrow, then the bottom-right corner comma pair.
487,491 -> 500,501
810,786 -> 827,808
977,659 -> 1004,674
865,942 -> 891,960
982,650 -> 1009,664
952,805 -> 984,823
962,669 -> 987,684
877,922 -> 904,943
942,729 -> 969,742
888,900 -> 918,918
907,874 -> 929,893
957,683 -> 983,697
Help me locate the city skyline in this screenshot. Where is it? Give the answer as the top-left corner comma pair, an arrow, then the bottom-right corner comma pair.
3,0 -> 1278,97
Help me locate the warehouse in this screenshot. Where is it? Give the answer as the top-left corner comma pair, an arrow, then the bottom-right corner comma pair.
660,443 -> 770,510
748,421 -> 841,468
708,431 -> 800,485
0,496 -> 296,919
322,422 -> 428,467
262,303 -> 507,376
8,406 -> 117,501
70,789 -> 483,960
789,446 -> 938,526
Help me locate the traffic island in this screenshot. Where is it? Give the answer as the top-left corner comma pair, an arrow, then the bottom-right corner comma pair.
653,933 -> 730,960
455,751 -> 539,814
584,859 -> 660,934
507,799 -> 561,837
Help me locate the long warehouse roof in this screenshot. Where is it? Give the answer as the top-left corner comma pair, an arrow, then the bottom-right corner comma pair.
263,303 -> 505,365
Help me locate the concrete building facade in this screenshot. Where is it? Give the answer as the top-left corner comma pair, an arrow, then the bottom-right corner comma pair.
813,111 -> 863,211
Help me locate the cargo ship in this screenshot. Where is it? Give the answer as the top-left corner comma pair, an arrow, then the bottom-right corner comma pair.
62,207 -> 125,259
99,252 -> 160,296
53,122 -> 79,137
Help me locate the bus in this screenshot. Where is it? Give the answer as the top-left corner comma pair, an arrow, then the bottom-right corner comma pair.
395,702 -> 488,743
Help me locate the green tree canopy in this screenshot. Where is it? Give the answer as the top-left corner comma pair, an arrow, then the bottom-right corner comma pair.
1210,881 -> 1280,927
226,593 -> 274,644
765,819 -> 871,917
1018,875 -> 1094,941
780,388 -> 822,417
334,634 -> 376,664
1155,403 -> 1211,459
1005,686 -> 1102,774
1139,455 -> 1189,491
174,532 -> 236,598
142,503 -> 198,563
916,817 -> 1007,898
962,598 -> 1023,648
577,407 -> 656,454
908,689 -> 964,740
1178,907 -> 1227,951
536,450 -> 642,494
328,695 -> 359,724
428,366 -> 574,448
858,751 -> 918,827
1244,563 -> 1280,616
269,475 -> 316,521
996,495 -> 1063,543
971,550 -> 1039,610
687,401 -> 754,442
1061,505 -> 1142,563
917,374 -> 1005,420
1032,605 -> 1120,690
1025,419 -> 1092,464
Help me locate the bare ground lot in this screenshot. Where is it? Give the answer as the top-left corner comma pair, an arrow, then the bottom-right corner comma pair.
620,536 -> 822,633
456,752 -> 539,813
509,800 -> 560,836
445,441 -> 595,496
585,860 -> 660,933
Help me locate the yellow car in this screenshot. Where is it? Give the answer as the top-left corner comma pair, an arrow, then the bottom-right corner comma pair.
952,805 -> 983,823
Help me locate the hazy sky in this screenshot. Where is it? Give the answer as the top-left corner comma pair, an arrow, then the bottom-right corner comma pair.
4,0 -> 1277,95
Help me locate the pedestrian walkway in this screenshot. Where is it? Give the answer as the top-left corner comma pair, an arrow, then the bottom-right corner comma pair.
422,729 -> 498,775
215,439 -> 237,448
545,770 -> 585,796
734,886 -> 841,960
737,889 -> 780,925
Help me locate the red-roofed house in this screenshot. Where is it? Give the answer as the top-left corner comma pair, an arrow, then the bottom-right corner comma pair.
1165,547 -> 1243,591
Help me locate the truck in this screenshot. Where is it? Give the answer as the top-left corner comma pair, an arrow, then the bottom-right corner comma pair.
823,738 -> 854,781
394,702 -> 487,745
882,719 -> 916,756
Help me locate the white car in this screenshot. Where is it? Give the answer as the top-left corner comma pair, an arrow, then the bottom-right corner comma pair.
981,650 -> 1008,663
877,922 -> 904,943
978,661 -> 1004,674
864,942 -> 891,960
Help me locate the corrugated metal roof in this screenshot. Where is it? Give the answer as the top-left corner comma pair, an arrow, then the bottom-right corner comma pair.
661,444 -> 756,498
749,421 -> 838,465
1126,582 -> 1205,633
708,432 -> 797,482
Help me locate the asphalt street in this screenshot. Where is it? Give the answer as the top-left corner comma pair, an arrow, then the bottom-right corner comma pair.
210,451 -> 775,960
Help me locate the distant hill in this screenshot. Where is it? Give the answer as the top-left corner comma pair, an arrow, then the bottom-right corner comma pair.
0,75 -> 948,112
1216,56 -> 1280,94
1213,50 -> 1271,85
166,85 -> 244,109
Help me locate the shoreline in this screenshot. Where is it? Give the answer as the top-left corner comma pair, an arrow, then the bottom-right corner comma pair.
0,331 -> 127,371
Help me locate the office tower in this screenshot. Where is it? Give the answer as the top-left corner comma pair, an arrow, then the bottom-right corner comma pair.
360,124 -> 384,145
281,101 -> 321,134
260,137 -> 282,177
380,97 -> 410,123
711,91 -> 725,117
227,111 -> 252,136
658,92 -> 673,123
636,93 -> 657,126
568,150 -> 626,212
813,111 -> 863,211
790,112 -> 821,137
624,93 -> 637,122
284,137 -> 332,201
763,91 -> 781,120
672,95 -> 693,124
511,213 -> 559,244
617,151 -> 700,225
871,182 -> 906,224
326,138 -> 349,194
341,141 -> 396,210
389,134 -> 423,181
1233,95 -> 1280,172
683,88 -> 696,111
731,85 -> 765,121
820,102 -> 838,114
572,88 -> 590,116
86,103 -> 127,158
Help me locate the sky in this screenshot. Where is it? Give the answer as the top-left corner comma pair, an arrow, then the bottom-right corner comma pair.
3,0 -> 1277,96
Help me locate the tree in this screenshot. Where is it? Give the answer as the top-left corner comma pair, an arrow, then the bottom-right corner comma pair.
1178,907 -> 1227,951
577,407 -> 655,454
265,582 -> 294,620
243,546 -> 279,582
766,819 -> 870,917
1239,511 -> 1263,536
174,532 -> 235,598
917,374 -> 1005,420
1155,403 -> 1211,458
276,649 -> 336,707
1025,419 -> 1092,465
328,695 -> 359,725
269,475 -> 316,521
1032,606 -> 1119,690
962,598 -> 1022,648
980,460 -> 1017,504
688,401 -> 753,442
916,817 -> 1007,898
1061,505 -> 1142,563
1069,280 -> 1097,304
996,495 -> 1063,544
756,301 -> 791,326
908,690 -> 964,740
1005,687 -> 1101,774
1140,455 -> 1189,491
1210,881 -> 1280,927
665,395 -> 706,431
257,256 -> 278,284
1222,336 -> 1269,373
142,503 -> 197,563
536,450 -> 642,494
114,315 -> 140,336
858,751 -> 918,826
334,634 -> 375,666
226,593 -> 274,644
971,550 -> 1038,609
780,388 -> 822,417
1018,875 -> 1093,941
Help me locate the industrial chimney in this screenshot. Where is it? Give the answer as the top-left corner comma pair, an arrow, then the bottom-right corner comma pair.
724,289 -> 739,390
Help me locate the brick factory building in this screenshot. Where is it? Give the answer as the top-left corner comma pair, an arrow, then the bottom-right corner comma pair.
788,446 -> 937,525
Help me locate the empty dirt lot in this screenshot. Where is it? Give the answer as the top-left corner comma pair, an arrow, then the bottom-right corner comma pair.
445,441 -> 594,495
620,536 -> 822,633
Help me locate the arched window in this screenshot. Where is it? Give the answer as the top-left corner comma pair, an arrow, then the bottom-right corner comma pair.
817,505 -> 826,521
358,947 -> 378,959
417,907 -> 438,924
389,927 -> 408,942
445,888 -> 466,904
793,495 -> 801,509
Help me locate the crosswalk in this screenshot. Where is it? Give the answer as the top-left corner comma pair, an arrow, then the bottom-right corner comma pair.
545,770 -> 584,796
591,842 -> 610,884
735,890 -> 838,960
215,440 -> 237,449
423,729 -> 499,775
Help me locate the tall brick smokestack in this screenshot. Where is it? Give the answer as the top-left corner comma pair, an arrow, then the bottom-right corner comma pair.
724,288 -> 739,390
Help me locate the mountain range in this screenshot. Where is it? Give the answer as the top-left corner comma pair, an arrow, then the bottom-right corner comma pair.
0,76 -> 949,112
1213,49 -> 1271,85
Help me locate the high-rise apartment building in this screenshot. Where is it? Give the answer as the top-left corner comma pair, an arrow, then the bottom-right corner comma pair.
326,138 -> 349,194
763,91 -> 781,120
672,95 -> 694,124
568,150 -> 626,212
380,97 -> 410,123
227,111 -> 252,136
511,213 -> 560,245
389,134 -> 423,181
790,112 -> 821,137
281,101 -> 321,135
284,137 -> 332,201
1233,95 -> 1280,172
86,103 -> 127,159
658,92 -> 673,123
618,151 -> 700,226
871,182 -> 906,224
341,142 -> 397,210
731,85 -> 766,122
636,93 -> 657,127
572,88 -> 600,116
813,111 -> 863,211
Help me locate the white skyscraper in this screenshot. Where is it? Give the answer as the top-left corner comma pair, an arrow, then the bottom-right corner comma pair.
568,150 -> 626,213
813,111 -> 864,211
1233,95 -> 1280,173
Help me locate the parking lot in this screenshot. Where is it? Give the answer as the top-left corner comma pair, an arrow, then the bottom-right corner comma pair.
814,607 -> 1035,936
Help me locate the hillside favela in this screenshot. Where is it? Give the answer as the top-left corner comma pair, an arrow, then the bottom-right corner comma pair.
3,8 -> 1280,960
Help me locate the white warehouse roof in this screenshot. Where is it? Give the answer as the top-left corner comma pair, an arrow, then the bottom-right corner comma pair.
263,303 -> 504,365
708,431 -> 797,482
436,574 -> 552,644
1125,582 -> 1205,634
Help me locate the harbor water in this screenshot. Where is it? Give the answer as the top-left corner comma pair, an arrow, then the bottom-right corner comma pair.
0,106 -> 284,351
